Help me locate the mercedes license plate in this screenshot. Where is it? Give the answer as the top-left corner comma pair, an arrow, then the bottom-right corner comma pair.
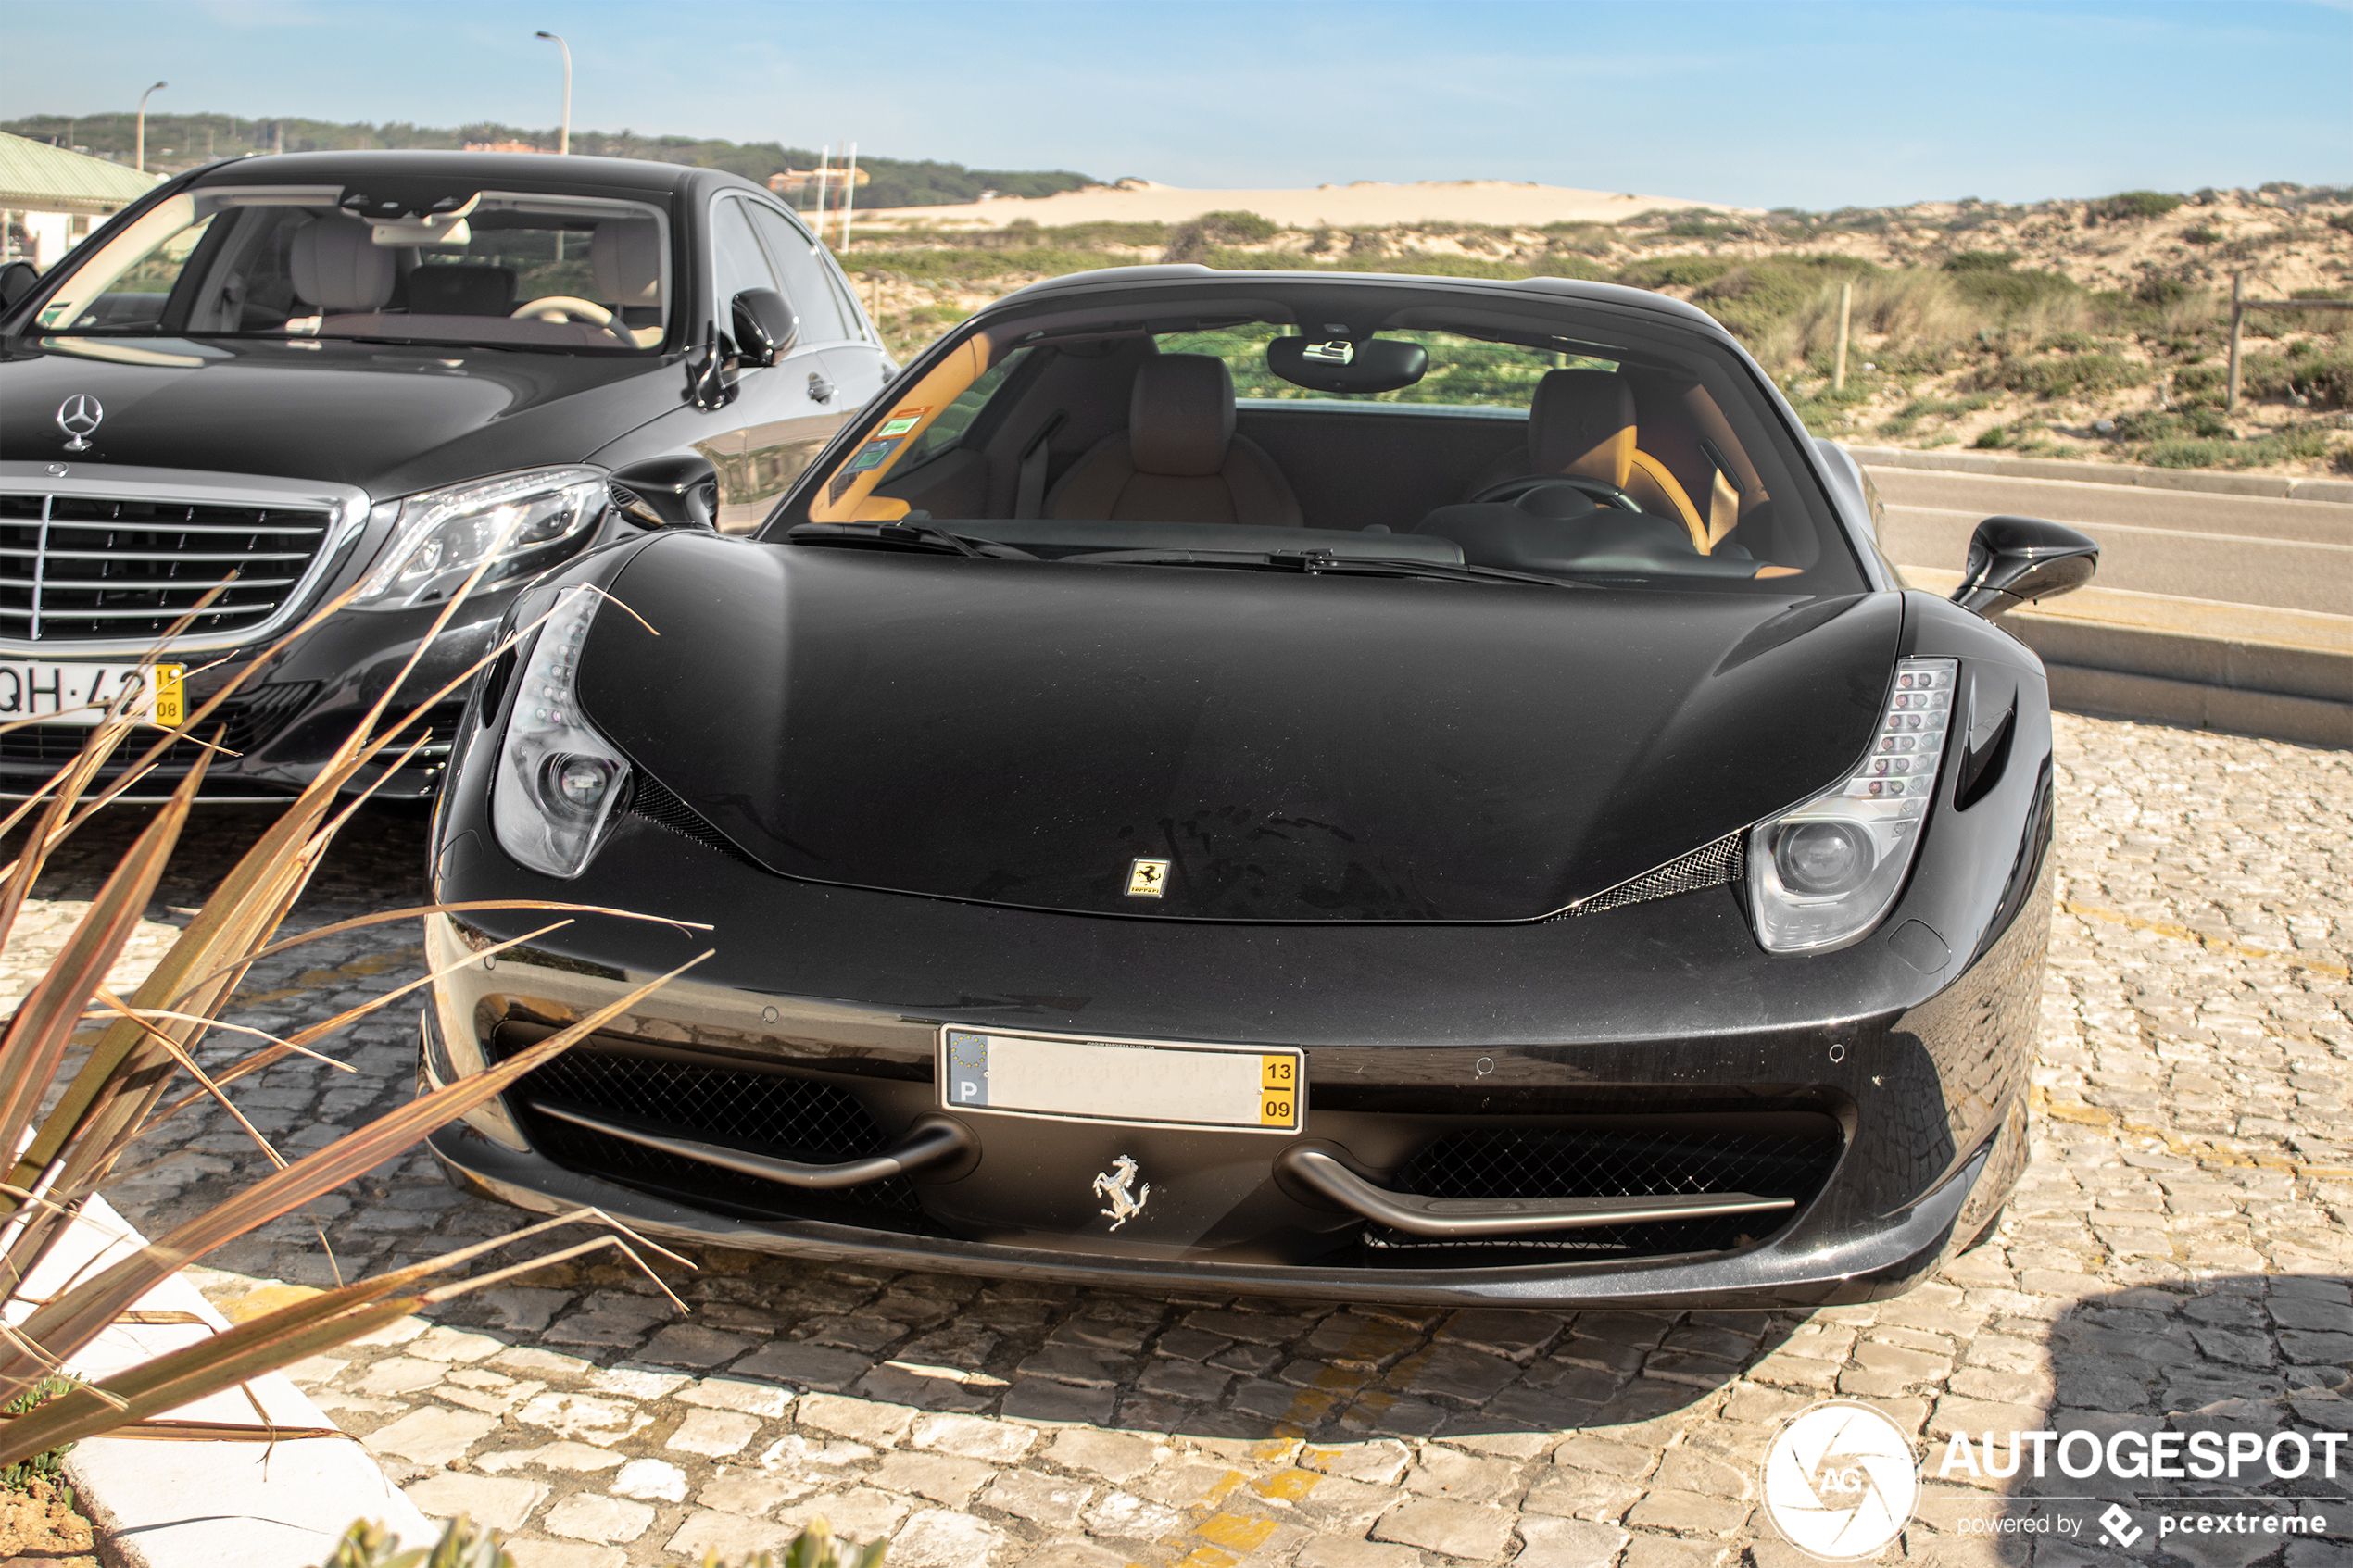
0,662 -> 185,727
939,1028 -> 1302,1133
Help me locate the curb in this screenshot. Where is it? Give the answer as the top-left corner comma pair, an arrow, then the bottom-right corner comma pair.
30,1198 -> 435,1568
1849,445 -> 2353,506
1900,568 -> 2353,749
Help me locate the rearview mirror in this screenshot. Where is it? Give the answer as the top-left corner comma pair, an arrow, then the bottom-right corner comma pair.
1951,515 -> 2099,617
1266,335 -> 1428,395
0,259 -> 40,312
731,288 -> 798,367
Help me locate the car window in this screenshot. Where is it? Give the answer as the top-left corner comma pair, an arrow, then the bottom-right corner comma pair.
34,186 -> 671,352
1162,324 -> 1603,409
744,202 -> 849,343
710,196 -> 780,324
895,346 -> 1033,469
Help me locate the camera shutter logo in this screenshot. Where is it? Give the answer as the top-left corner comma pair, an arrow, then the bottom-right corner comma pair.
56,395 -> 104,453
1763,1400 -> 1919,1560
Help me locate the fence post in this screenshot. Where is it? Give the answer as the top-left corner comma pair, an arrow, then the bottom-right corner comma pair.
2227,270 -> 2244,413
1832,281 -> 1853,395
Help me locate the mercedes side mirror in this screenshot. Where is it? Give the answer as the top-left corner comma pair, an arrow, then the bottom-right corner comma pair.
610,455 -> 719,530
730,288 -> 798,367
1951,515 -> 2100,618
0,259 -> 39,312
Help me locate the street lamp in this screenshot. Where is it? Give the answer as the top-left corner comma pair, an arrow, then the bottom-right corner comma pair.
135,81 -> 167,174
534,32 -> 572,155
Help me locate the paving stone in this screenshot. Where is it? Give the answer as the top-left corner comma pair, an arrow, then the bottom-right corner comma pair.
1045,1428 -> 1162,1483
888,1509 -> 1003,1568
795,1393 -> 917,1447
774,1488 -> 913,1541
1372,1498 -> 1517,1559
1404,1449 -> 1521,1500
678,1376 -> 796,1418
402,1471 -> 546,1532
363,1405 -> 498,1465
731,1342 -> 874,1391
980,1468 -> 1095,1530
912,1411 -> 1036,1462
1516,1514 -> 1630,1567
475,1440 -> 626,1474
1302,1439 -> 1414,1486
543,1494 -> 656,1544
667,1406 -> 763,1457
666,1511 -> 797,1560
868,1450 -> 998,1506
698,1466 -> 814,1515
1294,1539 -> 1422,1568
612,1458 -> 689,1502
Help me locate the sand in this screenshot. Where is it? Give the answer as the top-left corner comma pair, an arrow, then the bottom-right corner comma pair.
861,179 -> 1747,230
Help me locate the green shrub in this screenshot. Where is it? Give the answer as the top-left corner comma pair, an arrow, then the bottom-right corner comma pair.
1943,250 -> 2020,272
2112,408 -> 2230,442
2171,363 -> 2229,405
1524,254 -> 1613,282
2135,277 -> 2196,307
2090,190 -> 2183,222
0,1377 -> 75,1494
2240,345 -> 2353,409
1163,210 -> 1278,261
1949,268 -> 2084,313
2329,213 -> 2353,235
2143,427 -> 2334,469
2183,225 -> 2223,245
849,246 -> 1133,281
1613,256 -> 1737,291
1976,353 -> 2150,398
1879,395 -> 1993,436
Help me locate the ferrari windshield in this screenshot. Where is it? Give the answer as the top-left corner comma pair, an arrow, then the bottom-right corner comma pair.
789,282 -> 1866,592
31,185 -> 670,353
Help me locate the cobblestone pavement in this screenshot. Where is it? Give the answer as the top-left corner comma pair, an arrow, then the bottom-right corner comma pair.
7,712 -> 2351,1568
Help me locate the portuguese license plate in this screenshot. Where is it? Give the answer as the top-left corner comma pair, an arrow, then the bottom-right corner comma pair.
0,662 -> 185,726
939,1028 -> 1303,1133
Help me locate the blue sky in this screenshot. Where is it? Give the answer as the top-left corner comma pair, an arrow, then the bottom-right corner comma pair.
4,0 -> 2347,208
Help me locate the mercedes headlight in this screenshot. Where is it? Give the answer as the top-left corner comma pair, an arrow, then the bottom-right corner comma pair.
355,468 -> 607,609
492,583 -> 631,878
1747,658 -> 1957,953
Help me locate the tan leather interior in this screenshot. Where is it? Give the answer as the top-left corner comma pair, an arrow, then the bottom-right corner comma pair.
1047,355 -> 1302,529
290,218 -> 395,312
1467,368 -> 1714,551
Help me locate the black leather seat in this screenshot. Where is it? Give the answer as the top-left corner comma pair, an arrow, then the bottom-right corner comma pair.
1047,354 -> 1302,528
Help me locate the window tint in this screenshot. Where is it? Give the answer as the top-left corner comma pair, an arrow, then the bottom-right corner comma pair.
744,203 -> 849,343
896,347 -> 1031,470
710,197 -> 779,325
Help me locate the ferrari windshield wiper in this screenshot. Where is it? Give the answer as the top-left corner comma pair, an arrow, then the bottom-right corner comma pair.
787,521 -> 1037,559
1067,548 -> 1583,588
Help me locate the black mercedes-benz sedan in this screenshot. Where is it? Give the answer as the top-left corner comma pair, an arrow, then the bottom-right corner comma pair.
420,265 -> 2096,1308
0,148 -> 892,801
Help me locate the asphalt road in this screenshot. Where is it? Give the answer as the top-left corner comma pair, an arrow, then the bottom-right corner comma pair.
1869,467 -> 2353,618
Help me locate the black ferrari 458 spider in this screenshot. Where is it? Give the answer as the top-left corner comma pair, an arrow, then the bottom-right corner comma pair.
420,265 -> 2098,1308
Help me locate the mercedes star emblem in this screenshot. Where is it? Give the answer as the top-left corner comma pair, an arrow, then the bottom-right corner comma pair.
55,395 -> 104,453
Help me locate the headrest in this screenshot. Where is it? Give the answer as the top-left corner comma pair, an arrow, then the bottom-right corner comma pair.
289,218 -> 395,313
592,220 -> 662,307
1528,370 -> 1636,489
407,264 -> 515,317
1128,354 -> 1236,477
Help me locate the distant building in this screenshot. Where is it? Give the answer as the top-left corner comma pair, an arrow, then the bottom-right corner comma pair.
0,131 -> 158,270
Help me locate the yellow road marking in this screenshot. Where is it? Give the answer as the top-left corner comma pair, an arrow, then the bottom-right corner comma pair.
2058,898 -> 2348,982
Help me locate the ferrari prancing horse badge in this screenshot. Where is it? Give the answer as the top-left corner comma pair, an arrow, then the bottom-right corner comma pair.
1126,859 -> 1169,897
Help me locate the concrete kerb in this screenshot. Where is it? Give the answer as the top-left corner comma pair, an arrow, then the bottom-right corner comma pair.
1848,444 -> 2353,505
23,1197 -> 437,1568
1901,566 -> 2353,749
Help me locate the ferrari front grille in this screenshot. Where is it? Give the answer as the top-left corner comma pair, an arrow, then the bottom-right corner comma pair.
497,1040 -> 926,1222
1365,1119 -> 1839,1261
0,489 -> 335,644
1565,830 -> 1745,917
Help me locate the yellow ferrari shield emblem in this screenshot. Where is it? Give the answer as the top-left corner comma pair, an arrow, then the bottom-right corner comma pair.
1126,859 -> 1170,897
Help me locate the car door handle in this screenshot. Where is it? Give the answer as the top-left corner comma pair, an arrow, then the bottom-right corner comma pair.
807,370 -> 836,403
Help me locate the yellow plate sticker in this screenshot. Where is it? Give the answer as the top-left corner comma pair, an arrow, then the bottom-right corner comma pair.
152,665 -> 184,728
1260,1053 -> 1298,1127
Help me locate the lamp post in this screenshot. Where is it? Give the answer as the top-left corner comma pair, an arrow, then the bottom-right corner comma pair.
534,31 -> 573,155
135,81 -> 167,174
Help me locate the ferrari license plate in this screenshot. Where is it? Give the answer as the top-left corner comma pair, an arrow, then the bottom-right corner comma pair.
0,662 -> 185,727
940,1028 -> 1303,1133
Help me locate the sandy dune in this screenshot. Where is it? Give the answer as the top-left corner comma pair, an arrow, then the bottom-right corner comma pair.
861,179 -> 1747,229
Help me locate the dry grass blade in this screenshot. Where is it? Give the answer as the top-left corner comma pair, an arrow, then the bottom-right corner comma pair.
16,1418 -> 346,1443
4,951 -> 711,1386
95,988 -> 288,1173
135,918 -> 578,1135
0,755 -> 205,1174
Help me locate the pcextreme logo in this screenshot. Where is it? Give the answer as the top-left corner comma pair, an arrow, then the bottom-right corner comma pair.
1762,1401 -> 1920,1560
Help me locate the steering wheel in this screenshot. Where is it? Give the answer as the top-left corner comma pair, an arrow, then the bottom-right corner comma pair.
1469,474 -> 1644,513
511,295 -> 614,326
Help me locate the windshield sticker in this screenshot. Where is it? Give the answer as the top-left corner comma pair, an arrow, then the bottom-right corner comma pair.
876,409 -> 929,438
845,438 -> 900,473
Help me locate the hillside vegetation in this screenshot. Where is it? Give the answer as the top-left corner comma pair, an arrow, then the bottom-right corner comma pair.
0,112 -> 1101,211
847,186 -> 2353,476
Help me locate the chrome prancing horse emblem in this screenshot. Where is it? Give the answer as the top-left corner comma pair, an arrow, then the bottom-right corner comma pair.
1091,1154 -> 1151,1230
56,395 -> 103,453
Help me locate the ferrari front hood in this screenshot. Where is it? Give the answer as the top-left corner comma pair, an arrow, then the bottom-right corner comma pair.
580,534 -> 1903,922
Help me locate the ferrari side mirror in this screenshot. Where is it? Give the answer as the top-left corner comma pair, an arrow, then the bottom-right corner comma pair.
730,288 -> 798,368
1951,515 -> 2099,618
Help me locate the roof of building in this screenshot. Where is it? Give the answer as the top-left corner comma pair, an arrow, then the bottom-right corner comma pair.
0,131 -> 161,212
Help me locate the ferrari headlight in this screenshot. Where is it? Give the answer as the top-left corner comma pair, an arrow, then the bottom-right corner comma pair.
1747,657 -> 1957,952
355,468 -> 607,608
491,584 -> 632,878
